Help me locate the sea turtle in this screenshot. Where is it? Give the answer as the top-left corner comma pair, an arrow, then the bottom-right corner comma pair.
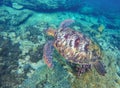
43,19 -> 106,76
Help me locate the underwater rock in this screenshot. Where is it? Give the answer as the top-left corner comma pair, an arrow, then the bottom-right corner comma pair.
3,0 -> 82,11
110,35 -> 120,50
10,11 -> 32,26
0,8 -> 32,30
79,6 -> 94,15
106,23 -> 119,29
19,63 -> 70,88
98,24 -> 105,33
90,24 -> 99,29
116,58 -> 120,70
12,3 -> 23,10
117,72 -> 120,77
0,36 -> 25,88
25,23 -> 47,43
28,45 -> 44,63
0,10 -> 11,31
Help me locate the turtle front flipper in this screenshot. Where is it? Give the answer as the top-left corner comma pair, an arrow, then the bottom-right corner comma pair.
43,41 -> 54,68
93,60 -> 106,76
59,19 -> 75,29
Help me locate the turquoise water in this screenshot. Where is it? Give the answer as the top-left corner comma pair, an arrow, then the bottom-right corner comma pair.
0,0 -> 120,88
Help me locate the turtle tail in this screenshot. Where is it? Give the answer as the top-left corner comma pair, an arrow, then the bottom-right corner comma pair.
93,60 -> 106,76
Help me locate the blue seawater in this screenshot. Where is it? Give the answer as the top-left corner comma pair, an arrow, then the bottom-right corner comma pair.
0,0 -> 120,88
85,0 -> 120,12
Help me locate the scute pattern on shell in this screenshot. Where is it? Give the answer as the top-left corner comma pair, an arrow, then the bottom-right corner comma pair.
54,27 -> 101,65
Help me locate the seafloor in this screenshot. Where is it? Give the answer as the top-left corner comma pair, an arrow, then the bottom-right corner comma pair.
0,1 -> 120,88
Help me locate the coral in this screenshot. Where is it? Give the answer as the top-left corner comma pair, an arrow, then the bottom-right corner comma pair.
28,45 -> 44,63
98,24 -> 105,33
20,63 -> 71,88
25,23 -> 47,43
0,36 -> 24,88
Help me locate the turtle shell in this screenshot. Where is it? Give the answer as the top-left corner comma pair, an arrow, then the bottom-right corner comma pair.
53,27 -> 102,65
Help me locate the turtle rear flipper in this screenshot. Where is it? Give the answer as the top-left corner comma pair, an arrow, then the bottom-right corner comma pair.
43,41 -> 54,68
93,60 -> 106,76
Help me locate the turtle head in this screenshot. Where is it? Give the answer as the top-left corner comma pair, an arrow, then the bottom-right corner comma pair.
46,27 -> 56,37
